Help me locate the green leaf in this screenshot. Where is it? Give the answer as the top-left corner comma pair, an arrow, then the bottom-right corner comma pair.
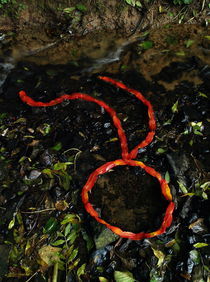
204,265 -> 210,272
177,180 -> 188,194
165,171 -> 170,183
54,162 -> 67,171
194,130 -> 203,136
200,181 -> 210,191
51,142 -> 62,151
67,248 -> 78,263
42,123 -> 51,135
125,0 -> 134,6
198,92 -> 208,98
171,100 -> 179,113
181,192 -> 195,197
156,148 -> 166,154
76,4 -> 87,12
0,113 -> 8,120
66,230 -> 78,244
68,257 -> 80,270
63,7 -> 75,13
204,35 -> 210,40
9,245 -> 22,262
42,168 -> 53,178
60,173 -> 72,191
202,192 -> 208,200
43,217 -> 59,234
114,270 -> 135,282
175,51 -> 185,56
99,278 -> 109,282
193,242 -> 208,248
168,12 -> 174,17
8,217 -> 15,230
61,214 -> 80,225
135,1 -> 142,8
185,39 -> 194,48
139,40 -> 154,50
51,240 -> 65,246
121,65 -> 128,72
65,223 -> 71,237
77,263 -> 86,279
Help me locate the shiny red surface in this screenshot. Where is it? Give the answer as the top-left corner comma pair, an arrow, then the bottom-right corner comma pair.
19,76 -> 175,240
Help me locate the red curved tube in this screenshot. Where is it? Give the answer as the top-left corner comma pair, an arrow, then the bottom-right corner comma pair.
19,76 -> 174,240
98,76 -> 156,159
19,90 -> 129,160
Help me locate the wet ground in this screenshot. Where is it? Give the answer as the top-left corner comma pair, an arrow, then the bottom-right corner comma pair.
0,24 -> 210,281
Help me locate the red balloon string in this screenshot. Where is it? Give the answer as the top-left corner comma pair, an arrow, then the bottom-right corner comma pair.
19,76 -> 175,240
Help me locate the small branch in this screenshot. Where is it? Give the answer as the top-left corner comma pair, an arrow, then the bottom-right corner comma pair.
21,208 -> 56,214
201,0 -> 206,11
25,271 -> 38,282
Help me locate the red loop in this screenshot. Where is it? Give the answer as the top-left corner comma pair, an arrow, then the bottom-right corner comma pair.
19,76 -> 174,240
81,159 -> 174,240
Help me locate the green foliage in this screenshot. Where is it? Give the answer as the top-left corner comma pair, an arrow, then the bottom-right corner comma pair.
114,270 -> 135,282
171,100 -> 179,113
43,217 -> 59,234
124,0 -> 142,8
63,4 -> 87,14
76,4 -> 87,12
0,0 -> 10,7
138,40 -> 154,50
0,0 -> 26,13
42,161 -> 73,191
185,39 -> 194,48
193,242 -> 208,248
49,214 -> 86,274
172,0 -> 193,5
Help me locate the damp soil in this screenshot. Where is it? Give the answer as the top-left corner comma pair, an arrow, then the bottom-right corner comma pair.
0,23 -> 210,281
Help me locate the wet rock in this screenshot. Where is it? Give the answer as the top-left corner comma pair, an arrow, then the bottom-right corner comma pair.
94,227 -> 119,250
166,153 -> 189,178
28,170 -> 42,180
105,260 -> 118,274
90,246 -> 112,267
180,197 -> 192,219
0,59 -> 14,89
40,150 -> 53,166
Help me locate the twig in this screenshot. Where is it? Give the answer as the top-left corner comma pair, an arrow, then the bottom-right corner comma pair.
25,271 -> 38,282
73,150 -> 82,173
62,147 -> 82,173
21,208 -> 56,214
201,0 -> 206,11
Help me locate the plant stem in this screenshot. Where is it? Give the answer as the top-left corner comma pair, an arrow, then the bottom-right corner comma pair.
53,262 -> 59,282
